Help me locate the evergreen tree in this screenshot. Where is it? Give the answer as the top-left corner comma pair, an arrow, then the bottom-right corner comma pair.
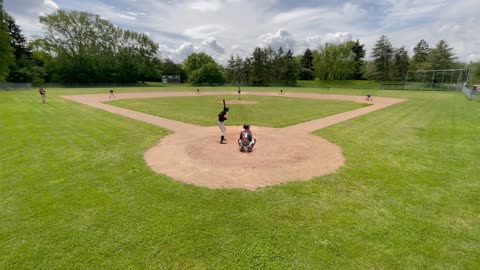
392,47 -> 409,81
225,55 -> 236,83
6,15 -> 31,59
298,68 -> 315,80
251,47 -> 271,85
412,39 -> 430,70
428,40 -> 457,70
6,15 -> 47,83
283,49 -> 299,84
299,49 -> 315,80
225,54 -> 244,84
233,55 -> 243,84
351,39 -> 366,80
241,57 -> 252,84
301,49 -> 314,70
273,47 -> 285,81
265,47 -> 275,82
371,35 -> 394,81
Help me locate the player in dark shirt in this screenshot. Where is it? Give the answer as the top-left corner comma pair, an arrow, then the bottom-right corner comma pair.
218,107 -> 229,144
109,89 -> 115,100
366,94 -> 373,101
237,87 -> 241,101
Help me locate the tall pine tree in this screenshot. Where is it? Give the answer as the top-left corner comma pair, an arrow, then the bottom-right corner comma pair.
351,39 -> 366,80
299,49 -> 315,80
412,39 -> 430,70
7,15 -> 31,59
392,47 -> 409,81
251,47 -> 270,85
283,49 -> 299,85
6,15 -> 46,82
428,40 -> 457,70
371,35 -> 394,81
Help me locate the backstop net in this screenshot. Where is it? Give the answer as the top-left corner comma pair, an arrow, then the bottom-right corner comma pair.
405,69 -> 469,90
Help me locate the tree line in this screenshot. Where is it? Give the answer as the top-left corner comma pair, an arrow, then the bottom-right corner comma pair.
1,6 -> 478,85
1,8 -> 162,84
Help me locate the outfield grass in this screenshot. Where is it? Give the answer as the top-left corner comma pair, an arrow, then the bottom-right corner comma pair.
1,87 -> 479,269
107,95 -> 369,127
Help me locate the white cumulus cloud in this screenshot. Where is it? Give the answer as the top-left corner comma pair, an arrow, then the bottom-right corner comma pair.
302,32 -> 353,51
200,37 -> 226,54
44,0 -> 60,10
258,29 -> 296,51
322,32 -> 353,45
159,42 -> 196,63
160,37 -> 226,63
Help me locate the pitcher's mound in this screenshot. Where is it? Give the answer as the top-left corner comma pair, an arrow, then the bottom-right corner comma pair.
221,100 -> 258,105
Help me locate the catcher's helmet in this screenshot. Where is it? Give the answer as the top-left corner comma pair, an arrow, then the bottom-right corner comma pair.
243,124 -> 250,129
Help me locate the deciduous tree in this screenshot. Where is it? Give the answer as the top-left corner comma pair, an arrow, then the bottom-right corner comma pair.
35,10 -> 161,83
189,62 -> 225,85
314,42 -> 354,80
183,52 -> 216,77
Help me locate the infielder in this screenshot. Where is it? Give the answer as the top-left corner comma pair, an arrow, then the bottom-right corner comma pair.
237,87 -> 241,101
109,89 -> 115,100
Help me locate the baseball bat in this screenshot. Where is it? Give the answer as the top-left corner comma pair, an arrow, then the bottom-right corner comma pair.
223,99 -> 226,110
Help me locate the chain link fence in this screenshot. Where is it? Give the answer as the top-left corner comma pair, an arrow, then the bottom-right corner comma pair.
0,83 -> 32,90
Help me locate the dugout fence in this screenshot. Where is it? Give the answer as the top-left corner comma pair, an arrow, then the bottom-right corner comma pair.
0,83 -> 32,90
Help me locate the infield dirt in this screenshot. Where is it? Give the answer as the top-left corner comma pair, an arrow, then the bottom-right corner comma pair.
63,91 -> 405,190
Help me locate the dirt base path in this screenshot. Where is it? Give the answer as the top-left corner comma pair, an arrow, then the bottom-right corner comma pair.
63,92 -> 405,190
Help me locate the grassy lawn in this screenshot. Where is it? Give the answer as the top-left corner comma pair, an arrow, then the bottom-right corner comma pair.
1,87 -> 479,269
107,95 -> 369,127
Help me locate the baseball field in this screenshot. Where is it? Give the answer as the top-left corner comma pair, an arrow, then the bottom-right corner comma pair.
1,86 -> 479,269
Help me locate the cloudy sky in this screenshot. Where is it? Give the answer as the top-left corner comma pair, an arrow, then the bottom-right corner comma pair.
4,0 -> 480,64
